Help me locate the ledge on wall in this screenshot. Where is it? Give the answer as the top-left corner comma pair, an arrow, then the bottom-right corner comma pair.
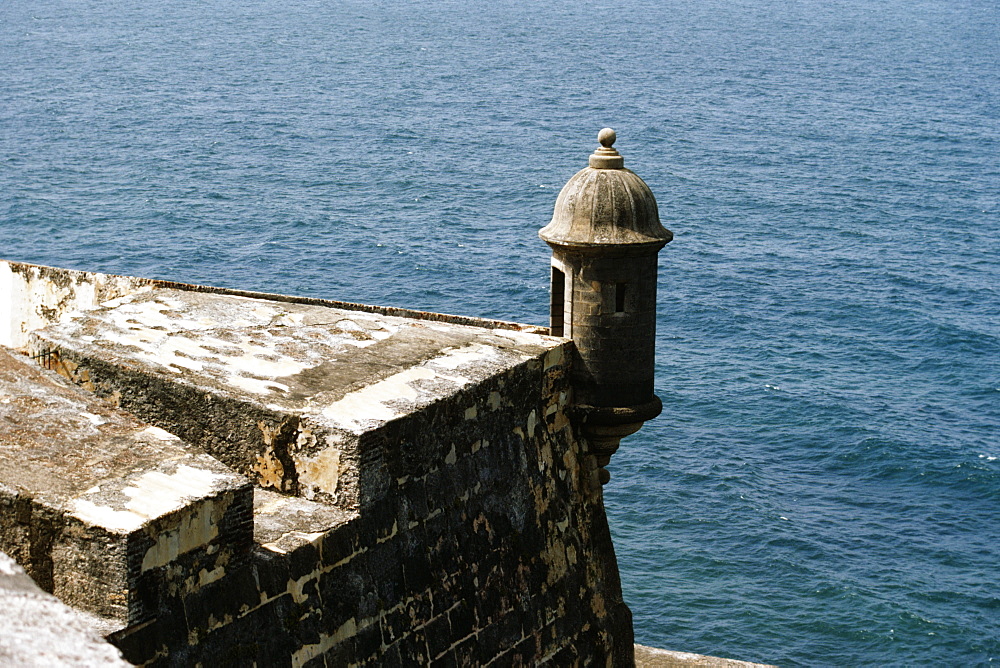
635,644 -> 778,667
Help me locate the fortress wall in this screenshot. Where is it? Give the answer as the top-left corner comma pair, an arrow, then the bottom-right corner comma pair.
1,260 -> 633,666
109,345 -> 629,665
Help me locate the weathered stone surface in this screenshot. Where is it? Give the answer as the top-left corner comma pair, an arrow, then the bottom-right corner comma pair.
0,258 -> 545,352
635,644 -> 777,667
0,550 -> 130,667
253,488 -> 354,549
28,285 -> 564,508
0,260 -> 153,350
0,347 -> 253,625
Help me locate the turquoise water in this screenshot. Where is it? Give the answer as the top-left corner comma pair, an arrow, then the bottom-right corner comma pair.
2,0 -> 998,664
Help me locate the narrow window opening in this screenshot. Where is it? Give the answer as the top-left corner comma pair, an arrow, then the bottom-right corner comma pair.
615,282 -> 627,313
551,268 -> 565,336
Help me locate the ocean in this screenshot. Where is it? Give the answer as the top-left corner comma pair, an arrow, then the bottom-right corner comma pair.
2,0 -> 998,664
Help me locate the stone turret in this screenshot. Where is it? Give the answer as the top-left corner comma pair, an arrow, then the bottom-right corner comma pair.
540,128 -> 672,484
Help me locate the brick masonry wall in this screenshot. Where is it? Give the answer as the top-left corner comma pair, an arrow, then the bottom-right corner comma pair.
105,345 -> 633,666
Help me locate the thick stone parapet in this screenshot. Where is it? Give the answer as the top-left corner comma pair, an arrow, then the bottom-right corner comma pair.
0,259 -> 545,352
27,285 -> 569,508
0,348 -> 253,626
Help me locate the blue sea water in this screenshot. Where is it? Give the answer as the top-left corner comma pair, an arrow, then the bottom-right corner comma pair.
2,0 -> 998,664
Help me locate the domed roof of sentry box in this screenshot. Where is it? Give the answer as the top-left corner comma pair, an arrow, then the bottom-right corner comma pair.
539,128 -> 673,248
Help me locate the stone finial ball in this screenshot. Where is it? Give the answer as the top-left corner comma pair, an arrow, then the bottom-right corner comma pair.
598,128 -> 616,147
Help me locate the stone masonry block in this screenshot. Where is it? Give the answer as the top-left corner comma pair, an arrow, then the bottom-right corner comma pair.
0,348 -> 252,625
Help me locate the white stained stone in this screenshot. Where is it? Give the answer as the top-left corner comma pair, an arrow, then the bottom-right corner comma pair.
122,465 -> 229,519
69,465 -> 230,534
322,365 -> 438,432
